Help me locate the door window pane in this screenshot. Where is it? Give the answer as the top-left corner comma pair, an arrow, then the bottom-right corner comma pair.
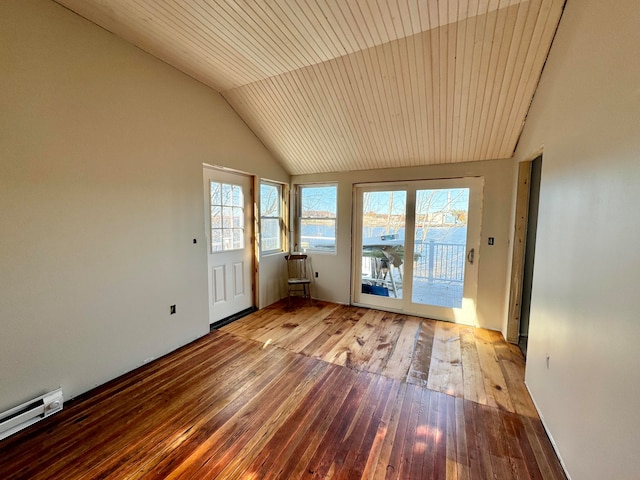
210,181 -> 245,253
361,191 -> 406,299
412,188 -> 469,308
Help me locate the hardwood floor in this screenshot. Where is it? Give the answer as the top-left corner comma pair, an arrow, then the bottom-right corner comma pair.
222,301 -> 536,418
0,301 -> 565,479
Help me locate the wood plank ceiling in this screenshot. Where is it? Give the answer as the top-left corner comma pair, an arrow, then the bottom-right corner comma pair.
56,0 -> 565,175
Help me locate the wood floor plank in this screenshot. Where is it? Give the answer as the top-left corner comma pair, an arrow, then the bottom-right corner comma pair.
523,416 -> 568,480
330,374 -> 393,480
474,327 -> 516,412
410,384 -> 435,478
382,382 -> 420,478
137,346 -> 298,477
460,325 -> 488,405
88,340 -> 272,477
3,333 -> 254,477
400,380 -> 427,479
347,310 -> 398,373
303,305 -> 367,359
0,302 -> 568,480
191,358 -> 329,479
433,391 -> 451,478
248,309 -> 300,344
501,411 -> 537,479
319,373 -> 391,479
299,371 -> 375,478
359,377 -> 403,480
320,309 -> 381,368
406,319 -> 436,386
254,301 -> 337,348
445,393 -> 461,480
364,312 -> 407,376
368,381 -> 409,480
220,302 -> 546,417
272,301 -> 342,350
284,304 -> 351,354
380,314 -> 421,380
221,304 -> 282,336
493,336 -> 538,418
246,363 -> 348,478
427,322 -> 464,397
263,365 -> 359,480
454,396 -> 473,480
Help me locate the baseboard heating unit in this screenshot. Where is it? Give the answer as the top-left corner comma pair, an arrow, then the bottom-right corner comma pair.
0,388 -> 64,441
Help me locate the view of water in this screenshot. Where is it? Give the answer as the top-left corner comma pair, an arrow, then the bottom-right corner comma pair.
301,224 -> 468,245
363,226 -> 467,244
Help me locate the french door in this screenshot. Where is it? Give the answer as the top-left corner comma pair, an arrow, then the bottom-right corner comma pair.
203,167 -> 254,324
352,177 -> 483,324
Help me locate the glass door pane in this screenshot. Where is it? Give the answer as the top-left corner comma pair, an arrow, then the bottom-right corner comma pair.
359,190 -> 407,302
412,188 -> 469,308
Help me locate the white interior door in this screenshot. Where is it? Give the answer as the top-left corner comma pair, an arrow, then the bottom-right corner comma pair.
203,167 -> 253,324
352,177 -> 483,325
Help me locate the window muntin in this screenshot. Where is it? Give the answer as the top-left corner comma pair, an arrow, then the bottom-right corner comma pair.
260,181 -> 283,253
298,184 -> 337,253
210,181 -> 244,252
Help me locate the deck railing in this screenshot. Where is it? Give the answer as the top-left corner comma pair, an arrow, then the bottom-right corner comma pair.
413,241 -> 466,283
359,240 -> 466,285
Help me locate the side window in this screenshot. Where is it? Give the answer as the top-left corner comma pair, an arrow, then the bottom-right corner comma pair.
260,181 -> 283,253
298,184 -> 337,253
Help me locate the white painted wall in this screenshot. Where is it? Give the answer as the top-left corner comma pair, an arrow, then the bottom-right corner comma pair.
0,0 -> 287,413
292,158 -> 516,331
512,1 -> 640,478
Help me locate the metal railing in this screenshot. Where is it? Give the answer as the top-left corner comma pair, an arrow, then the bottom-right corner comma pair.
413,241 -> 465,283
359,240 -> 466,285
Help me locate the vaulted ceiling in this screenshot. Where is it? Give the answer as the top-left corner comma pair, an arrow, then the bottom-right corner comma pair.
56,0 -> 565,175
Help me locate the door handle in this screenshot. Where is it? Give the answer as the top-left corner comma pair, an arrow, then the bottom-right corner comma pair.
467,248 -> 475,264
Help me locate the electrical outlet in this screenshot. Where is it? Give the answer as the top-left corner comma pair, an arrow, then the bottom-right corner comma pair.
488,237 -> 495,245
315,272 -> 319,278
170,305 -> 176,315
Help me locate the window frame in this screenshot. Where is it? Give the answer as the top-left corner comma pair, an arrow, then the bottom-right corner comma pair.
259,180 -> 285,254
296,183 -> 338,254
